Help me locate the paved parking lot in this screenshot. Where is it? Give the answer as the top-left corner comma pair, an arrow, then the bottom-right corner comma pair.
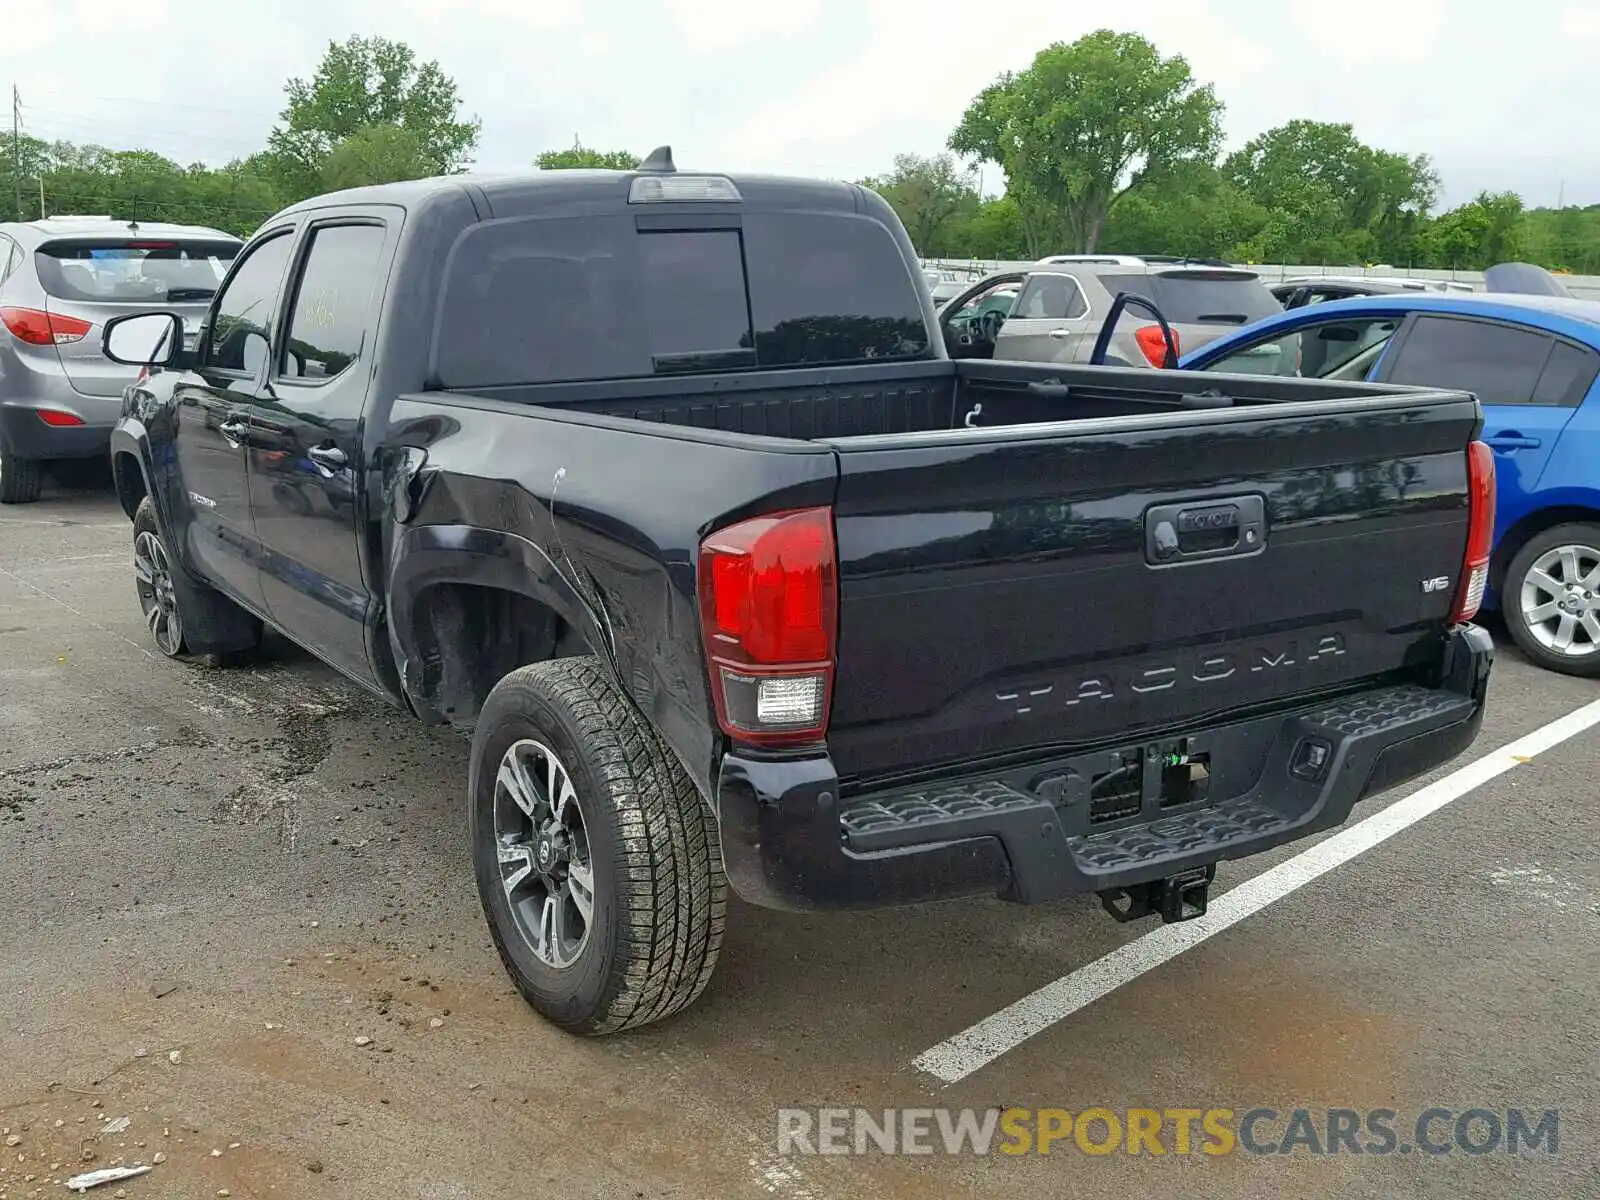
2,482 -> 1598,1200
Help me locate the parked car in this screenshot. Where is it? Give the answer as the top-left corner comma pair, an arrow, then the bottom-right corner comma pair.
1181,282 -> 1600,676
0,216 -> 242,503
939,261 -> 1282,366
1272,275 -> 1475,309
101,150 -> 1493,1035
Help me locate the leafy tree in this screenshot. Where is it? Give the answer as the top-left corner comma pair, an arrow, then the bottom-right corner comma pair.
951,30 -> 1223,253
1099,161 -> 1270,260
860,152 -> 979,255
1223,120 -> 1437,264
535,142 -> 642,170
1419,191 -> 1526,268
321,125 -> 436,191
266,35 -> 480,194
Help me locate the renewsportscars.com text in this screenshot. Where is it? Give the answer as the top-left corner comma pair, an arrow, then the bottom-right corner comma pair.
776,1107 -> 1560,1158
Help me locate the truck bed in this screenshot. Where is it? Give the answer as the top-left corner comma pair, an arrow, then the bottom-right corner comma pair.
461,359 -> 1420,443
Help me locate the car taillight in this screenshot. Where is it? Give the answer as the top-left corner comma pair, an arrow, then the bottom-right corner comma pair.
0,306 -> 92,346
1134,324 -> 1179,367
37,410 -> 85,427
1450,440 -> 1496,624
697,507 -> 838,747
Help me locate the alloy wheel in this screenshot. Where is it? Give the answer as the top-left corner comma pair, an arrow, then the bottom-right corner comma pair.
492,739 -> 596,969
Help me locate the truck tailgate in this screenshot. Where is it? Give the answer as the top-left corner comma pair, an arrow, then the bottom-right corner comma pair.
824,392 -> 1482,783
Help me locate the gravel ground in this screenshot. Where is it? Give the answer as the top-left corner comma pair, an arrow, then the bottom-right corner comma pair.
2,480 -> 1596,1199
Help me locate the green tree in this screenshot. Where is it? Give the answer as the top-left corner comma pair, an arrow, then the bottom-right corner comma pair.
951,30 -> 1223,253
1099,161 -> 1270,260
1223,120 -> 1437,264
535,142 -> 642,170
860,152 -> 980,255
267,35 -> 480,195
1419,191 -> 1526,269
321,125 -> 436,191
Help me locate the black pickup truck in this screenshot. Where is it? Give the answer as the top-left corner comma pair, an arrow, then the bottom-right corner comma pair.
100,149 -> 1496,1035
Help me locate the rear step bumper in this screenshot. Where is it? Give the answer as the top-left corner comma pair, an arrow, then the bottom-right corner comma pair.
717,624 -> 1492,912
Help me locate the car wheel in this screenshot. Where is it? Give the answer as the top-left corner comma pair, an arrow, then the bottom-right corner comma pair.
0,449 -> 44,504
469,657 -> 726,1035
132,498 -> 263,661
1501,523 -> 1600,677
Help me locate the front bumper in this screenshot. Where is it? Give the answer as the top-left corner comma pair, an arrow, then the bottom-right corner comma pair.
0,403 -> 116,460
718,624 -> 1493,912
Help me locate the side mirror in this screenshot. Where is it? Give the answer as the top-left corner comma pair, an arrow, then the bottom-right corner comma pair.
104,311 -> 182,367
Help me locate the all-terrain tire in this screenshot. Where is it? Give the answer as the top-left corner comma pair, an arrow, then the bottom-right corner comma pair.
469,657 -> 727,1035
0,450 -> 44,504
1500,522 -> 1600,677
132,497 -> 263,661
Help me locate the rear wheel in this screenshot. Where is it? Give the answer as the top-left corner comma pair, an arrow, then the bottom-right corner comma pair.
131,498 -> 262,661
0,449 -> 44,504
1502,523 -> 1600,677
469,657 -> 726,1035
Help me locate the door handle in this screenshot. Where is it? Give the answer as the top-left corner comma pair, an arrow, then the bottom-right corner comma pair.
306,444 -> 348,476
218,419 -> 248,446
1048,329 -> 1071,340
1484,433 -> 1542,451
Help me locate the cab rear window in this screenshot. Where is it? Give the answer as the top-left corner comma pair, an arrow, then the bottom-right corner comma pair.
35,239 -> 241,304
433,212 -> 930,388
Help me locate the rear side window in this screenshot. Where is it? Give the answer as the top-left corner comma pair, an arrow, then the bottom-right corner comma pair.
1011,275 -> 1088,319
1381,317 -> 1552,405
1099,271 -> 1281,325
433,211 -> 929,388
1531,340 -> 1600,406
282,224 -> 388,382
34,238 -> 241,303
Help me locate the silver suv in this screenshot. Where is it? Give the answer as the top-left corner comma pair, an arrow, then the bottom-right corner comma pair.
0,216 -> 242,503
939,259 -> 1282,368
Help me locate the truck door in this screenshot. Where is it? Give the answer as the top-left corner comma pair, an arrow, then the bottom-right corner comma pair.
166,227 -> 297,610
247,217 -> 394,678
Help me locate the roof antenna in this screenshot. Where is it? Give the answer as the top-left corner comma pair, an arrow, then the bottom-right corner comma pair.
638,145 -> 675,173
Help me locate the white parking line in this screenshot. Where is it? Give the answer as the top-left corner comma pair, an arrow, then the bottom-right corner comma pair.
913,694 -> 1600,1085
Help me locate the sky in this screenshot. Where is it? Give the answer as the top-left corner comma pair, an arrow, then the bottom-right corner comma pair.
5,0 -> 1600,212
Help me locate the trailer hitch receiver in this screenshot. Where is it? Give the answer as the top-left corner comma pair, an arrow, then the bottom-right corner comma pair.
1098,864 -> 1216,924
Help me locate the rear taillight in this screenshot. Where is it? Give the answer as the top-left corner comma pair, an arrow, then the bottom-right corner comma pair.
37,410 -> 85,427
1450,440 -> 1496,624
0,306 -> 92,346
1134,324 -> 1179,367
697,507 -> 838,747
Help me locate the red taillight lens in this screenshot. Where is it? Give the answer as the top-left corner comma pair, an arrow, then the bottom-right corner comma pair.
37,409 -> 85,427
1134,324 -> 1179,367
698,507 -> 838,746
1450,440 -> 1496,624
0,306 -> 93,346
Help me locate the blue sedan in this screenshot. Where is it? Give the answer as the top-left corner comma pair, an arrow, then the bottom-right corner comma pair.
1180,289 -> 1600,677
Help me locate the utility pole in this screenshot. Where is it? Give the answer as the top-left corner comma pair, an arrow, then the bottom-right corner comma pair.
12,85 -> 22,223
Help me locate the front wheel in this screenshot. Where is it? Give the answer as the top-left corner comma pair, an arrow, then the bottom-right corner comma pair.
131,498 -> 263,661
469,657 -> 726,1035
1502,523 -> 1600,677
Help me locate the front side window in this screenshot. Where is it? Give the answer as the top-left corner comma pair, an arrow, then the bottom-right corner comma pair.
205,232 -> 295,374
282,224 -> 388,381
1381,317 -> 1553,405
1199,317 -> 1400,379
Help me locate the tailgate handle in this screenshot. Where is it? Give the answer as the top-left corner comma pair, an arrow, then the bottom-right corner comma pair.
1145,495 -> 1267,566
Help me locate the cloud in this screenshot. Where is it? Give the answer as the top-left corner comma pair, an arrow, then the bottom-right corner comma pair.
1560,3 -> 1600,35
715,0 -> 1273,172
1288,0 -> 1450,64
666,0 -> 823,55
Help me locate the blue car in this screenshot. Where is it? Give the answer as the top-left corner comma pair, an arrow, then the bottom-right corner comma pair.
1179,280 -> 1600,677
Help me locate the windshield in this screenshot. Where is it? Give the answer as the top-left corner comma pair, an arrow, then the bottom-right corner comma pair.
35,238 -> 241,303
